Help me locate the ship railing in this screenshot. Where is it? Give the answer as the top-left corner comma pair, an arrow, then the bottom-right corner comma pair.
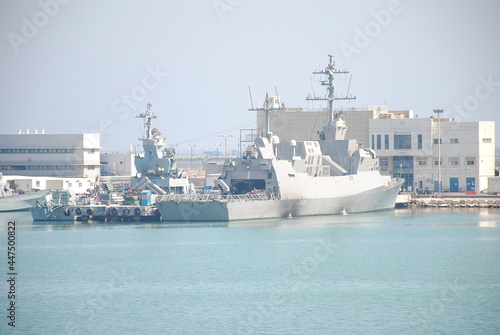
156,192 -> 270,203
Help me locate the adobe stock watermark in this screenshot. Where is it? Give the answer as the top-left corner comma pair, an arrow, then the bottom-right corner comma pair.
7,0 -> 71,54
235,235 -> 336,334
110,64 -> 169,124
82,64 -> 169,137
407,278 -> 465,330
64,267 -> 129,334
62,64 -> 167,170
213,0 -> 243,21
419,73 -> 499,154
445,74 -> 499,123
339,0 -> 407,62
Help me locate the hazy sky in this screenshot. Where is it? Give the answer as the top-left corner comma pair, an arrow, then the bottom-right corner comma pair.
1,0 -> 499,155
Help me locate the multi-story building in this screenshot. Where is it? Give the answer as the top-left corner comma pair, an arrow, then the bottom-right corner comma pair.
0,130 -> 100,180
256,102 -> 412,146
254,99 -> 496,193
369,116 -> 495,193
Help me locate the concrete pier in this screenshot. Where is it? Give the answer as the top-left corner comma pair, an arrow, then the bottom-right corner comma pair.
405,193 -> 500,208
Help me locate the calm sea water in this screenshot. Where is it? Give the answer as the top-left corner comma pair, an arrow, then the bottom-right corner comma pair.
1,208 -> 499,335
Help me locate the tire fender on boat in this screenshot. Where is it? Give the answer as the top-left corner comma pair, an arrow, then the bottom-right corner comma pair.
75,208 -> 82,215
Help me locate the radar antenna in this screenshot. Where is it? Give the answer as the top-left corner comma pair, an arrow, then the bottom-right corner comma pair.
306,55 -> 356,121
136,102 -> 159,140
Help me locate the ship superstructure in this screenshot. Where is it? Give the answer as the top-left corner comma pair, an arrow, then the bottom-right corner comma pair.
155,56 -> 403,221
131,103 -> 192,194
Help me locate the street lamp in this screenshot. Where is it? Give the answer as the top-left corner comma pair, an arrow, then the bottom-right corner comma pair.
215,143 -> 221,157
433,109 -> 444,195
218,134 -> 233,156
189,144 -> 196,171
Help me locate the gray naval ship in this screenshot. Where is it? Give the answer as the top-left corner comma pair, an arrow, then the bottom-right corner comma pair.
32,103 -> 192,221
0,172 -> 49,212
156,55 -> 404,221
130,102 -> 193,194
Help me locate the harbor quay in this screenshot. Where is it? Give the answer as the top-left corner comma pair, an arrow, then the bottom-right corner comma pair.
399,192 -> 500,208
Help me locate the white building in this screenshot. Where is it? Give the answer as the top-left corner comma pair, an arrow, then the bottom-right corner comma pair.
369,117 -> 496,193
4,175 -> 96,194
255,101 -> 496,193
0,131 -> 101,180
100,147 -> 136,176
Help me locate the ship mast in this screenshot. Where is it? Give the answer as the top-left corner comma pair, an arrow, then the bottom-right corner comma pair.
248,93 -> 285,135
136,102 -> 158,140
306,55 -> 356,121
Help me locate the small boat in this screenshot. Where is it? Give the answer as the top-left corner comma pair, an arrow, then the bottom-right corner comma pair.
0,173 -> 49,212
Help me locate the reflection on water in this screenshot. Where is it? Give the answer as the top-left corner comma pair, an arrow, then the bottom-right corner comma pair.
2,208 -> 500,232
478,220 -> 498,227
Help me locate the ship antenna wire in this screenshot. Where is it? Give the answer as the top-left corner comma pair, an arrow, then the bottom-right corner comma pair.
310,75 -> 317,98
274,85 -> 280,105
346,74 -> 352,98
248,86 -> 254,110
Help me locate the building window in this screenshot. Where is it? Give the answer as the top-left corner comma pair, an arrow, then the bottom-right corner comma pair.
417,134 -> 422,149
393,156 -> 414,191
449,158 -> 459,166
376,135 -> 381,150
482,138 -> 492,143
394,134 -> 411,149
433,159 -> 442,166
417,160 -> 426,166
0,148 -> 74,154
450,138 -> 459,144
466,159 -> 475,166
379,158 -> 389,171
384,135 -> 389,149
371,135 -> 374,149
433,139 -> 442,144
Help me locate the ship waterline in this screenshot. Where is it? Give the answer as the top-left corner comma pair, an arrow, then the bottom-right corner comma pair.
0,191 -> 49,212
156,174 -> 403,221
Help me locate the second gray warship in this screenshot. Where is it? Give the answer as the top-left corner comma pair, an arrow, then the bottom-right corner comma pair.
32,103 -> 191,221
155,56 -> 404,221
130,102 -> 193,194
0,173 -> 49,212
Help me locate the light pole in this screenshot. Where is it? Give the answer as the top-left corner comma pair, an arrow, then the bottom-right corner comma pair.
218,134 -> 233,156
189,144 -> 196,171
215,143 -> 221,157
433,109 -> 444,195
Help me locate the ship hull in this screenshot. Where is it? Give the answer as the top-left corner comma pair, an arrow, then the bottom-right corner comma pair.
156,181 -> 403,222
0,191 -> 49,212
31,206 -> 76,221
